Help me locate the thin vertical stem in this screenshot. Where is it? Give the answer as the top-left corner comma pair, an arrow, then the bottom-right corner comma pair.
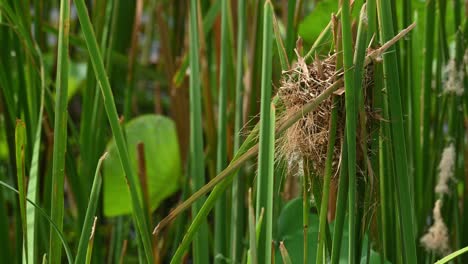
316,95 -> 338,263
214,0 -> 230,261
73,0 -> 154,261
339,0 -> 357,263
353,6 -> 369,262
255,2 -> 273,263
421,0 -> 436,190
15,120 -> 27,263
265,104 -> 275,264
230,0 -> 246,261
49,0 -> 69,262
302,162 -> 309,264
331,134 -> 349,264
376,1 -> 418,262
75,153 -> 107,264
188,0 -> 209,263
123,0 -> 143,120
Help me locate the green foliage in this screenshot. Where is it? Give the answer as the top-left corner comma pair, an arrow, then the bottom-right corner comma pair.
298,1 -> 337,44
103,115 -> 181,216
275,198 -> 390,264
0,0 -> 465,263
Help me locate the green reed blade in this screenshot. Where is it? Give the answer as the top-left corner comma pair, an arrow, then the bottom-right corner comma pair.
0,181 -> 74,263
340,0 -> 358,263
376,1 -> 417,262
75,153 -> 107,264
255,2 -> 273,262
15,120 -> 28,264
49,0 -> 69,262
331,133 -> 349,264
26,55 -> 45,264
214,0 -> 230,261
188,0 -> 209,263
230,0 -> 246,261
73,0 -> 154,262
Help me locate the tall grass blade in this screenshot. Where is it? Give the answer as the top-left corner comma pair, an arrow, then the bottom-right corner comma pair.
73,0 -> 154,262
214,0 -> 230,261
15,120 -> 27,263
255,2 -> 273,262
421,0 -> 436,200
303,162 -> 310,264
435,246 -> 468,264
264,104 -> 276,263
0,181 -> 74,263
188,0 -> 209,263
340,0 -> 358,262
49,0 -> 70,262
272,11 -> 289,70
351,6 -> 369,261
331,135 -> 349,264
85,217 -> 98,264
376,1 -> 417,262
230,0 -> 246,261
247,189 -> 258,264
75,153 -> 107,264
78,0 -> 112,211
316,96 -> 339,263
26,62 -> 45,264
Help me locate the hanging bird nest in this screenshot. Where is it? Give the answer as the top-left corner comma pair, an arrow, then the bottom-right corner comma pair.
277,51 -> 375,177
277,53 -> 343,176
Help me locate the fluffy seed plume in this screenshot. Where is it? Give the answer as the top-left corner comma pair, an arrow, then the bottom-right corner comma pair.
443,59 -> 464,96
420,199 -> 450,256
435,144 -> 455,195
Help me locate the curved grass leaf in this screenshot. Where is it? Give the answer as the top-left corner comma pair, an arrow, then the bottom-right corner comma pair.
73,0 -> 154,262
75,153 -> 107,264
376,1 -> 417,262
49,0 -> 70,262
230,0 -> 246,261
26,53 -> 45,263
85,217 -> 98,264
214,0 -> 230,261
435,246 -> 468,264
0,181 -> 74,263
15,120 -> 27,263
188,0 -> 209,262
339,1 -> 358,262
255,2 -> 274,263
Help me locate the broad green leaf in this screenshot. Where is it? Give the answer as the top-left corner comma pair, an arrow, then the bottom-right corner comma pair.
103,114 -> 181,216
298,0 -> 366,45
275,198 -> 390,264
298,1 -> 338,44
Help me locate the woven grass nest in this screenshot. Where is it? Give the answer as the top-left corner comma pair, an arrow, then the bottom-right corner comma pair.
277,52 -> 374,177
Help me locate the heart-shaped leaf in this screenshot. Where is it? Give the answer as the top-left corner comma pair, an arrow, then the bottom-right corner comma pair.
103,114 -> 181,217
